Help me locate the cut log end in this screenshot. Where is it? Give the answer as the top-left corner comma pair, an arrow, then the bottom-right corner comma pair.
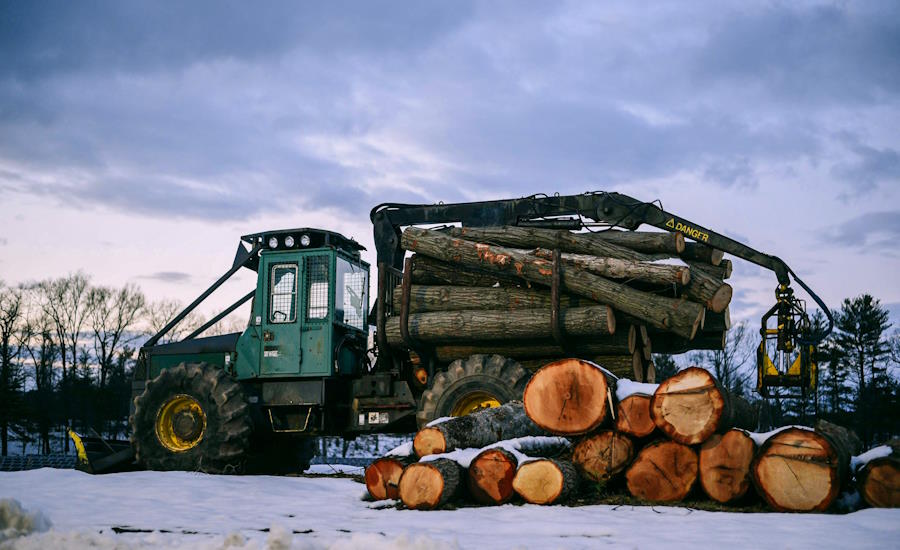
512,458 -> 578,505
523,358 -> 611,435
709,283 -> 733,314
858,459 -> 900,508
398,459 -> 462,510
413,427 -> 447,457
365,457 -> 408,501
615,394 -> 656,438
650,367 -> 725,445
626,440 -> 698,502
572,431 -> 635,482
468,448 -> 518,505
699,430 -> 756,503
752,429 -> 841,512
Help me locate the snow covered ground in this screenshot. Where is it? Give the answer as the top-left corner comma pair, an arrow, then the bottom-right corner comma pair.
1,468 -> 898,549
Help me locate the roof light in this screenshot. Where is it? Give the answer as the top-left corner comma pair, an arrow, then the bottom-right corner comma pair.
268,237 -> 278,248
284,236 -> 295,247
300,234 -> 311,247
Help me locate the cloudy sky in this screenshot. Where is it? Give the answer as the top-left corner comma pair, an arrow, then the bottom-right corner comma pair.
1,0 -> 898,327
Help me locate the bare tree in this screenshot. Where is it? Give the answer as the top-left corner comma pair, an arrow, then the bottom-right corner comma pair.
20,309 -> 60,454
0,281 -> 26,455
36,272 -> 91,451
690,322 -> 753,395
144,298 -> 205,343
88,284 -> 146,387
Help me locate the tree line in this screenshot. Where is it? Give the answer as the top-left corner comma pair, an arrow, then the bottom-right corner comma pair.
0,272 -> 238,456
655,293 -> 899,447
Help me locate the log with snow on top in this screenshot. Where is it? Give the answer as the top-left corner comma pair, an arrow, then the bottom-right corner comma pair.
522,358 -> 617,435
512,458 -> 580,505
465,436 -> 571,505
365,442 -> 415,501
751,420 -> 860,512
650,366 -> 755,445
571,430 -> 635,483
853,438 -> 900,508
625,440 -> 699,503
398,458 -> 465,510
413,401 -> 546,458
400,227 -> 706,339
614,380 -> 659,439
698,429 -> 757,504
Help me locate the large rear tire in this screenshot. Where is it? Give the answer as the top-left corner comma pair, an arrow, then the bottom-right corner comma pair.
131,362 -> 251,474
416,354 -> 530,428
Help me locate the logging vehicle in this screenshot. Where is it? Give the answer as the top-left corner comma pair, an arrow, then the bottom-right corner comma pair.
69,191 -> 832,474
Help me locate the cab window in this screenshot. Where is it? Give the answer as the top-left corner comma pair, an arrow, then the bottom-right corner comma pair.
269,264 -> 297,323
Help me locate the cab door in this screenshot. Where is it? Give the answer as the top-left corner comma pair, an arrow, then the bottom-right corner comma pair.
260,257 -> 302,376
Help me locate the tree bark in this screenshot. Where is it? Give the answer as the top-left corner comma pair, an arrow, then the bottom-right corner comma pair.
401,228 -> 705,339
616,394 -> 656,438
650,331 -> 726,354
681,243 -> 724,266
513,458 -> 579,505
626,440 -> 699,502
468,448 -> 519,505
531,248 -> 690,286
392,284 -> 598,313
583,230 -> 685,255
523,358 -> 615,435
365,455 -> 415,501
650,366 -> 755,445
432,327 -> 634,363
681,269 -> 732,313
410,254 -> 523,288
446,225 -> 652,262
703,308 -> 731,332
385,305 -> 615,345
751,424 -> 856,512
689,260 -> 732,281
413,401 -> 545,457
855,438 -> 900,508
572,430 -> 636,482
399,458 -> 464,510
699,429 -> 757,503
591,352 -> 642,380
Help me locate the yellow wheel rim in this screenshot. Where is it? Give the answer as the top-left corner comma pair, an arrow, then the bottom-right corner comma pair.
155,394 -> 207,452
450,391 -> 502,416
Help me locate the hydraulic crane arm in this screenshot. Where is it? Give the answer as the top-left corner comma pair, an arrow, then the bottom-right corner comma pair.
371,191 -> 833,394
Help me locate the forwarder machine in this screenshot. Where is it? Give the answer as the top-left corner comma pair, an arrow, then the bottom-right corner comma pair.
70,191 -> 832,474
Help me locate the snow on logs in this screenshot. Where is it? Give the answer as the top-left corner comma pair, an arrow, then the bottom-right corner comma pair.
750,421 -> 858,512
413,401 -> 545,457
854,438 -> 900,508
650,366 -> 755,445
467,437 -> 571,505
522,358 -> 615,435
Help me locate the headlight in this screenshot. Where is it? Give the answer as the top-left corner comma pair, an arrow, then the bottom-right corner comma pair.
284,236 -> 295,247
300,234 -> 311,247
268,237 -> 278,248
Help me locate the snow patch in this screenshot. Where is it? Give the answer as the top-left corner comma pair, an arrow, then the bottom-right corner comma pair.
0,499 -> 51,543
851,445 -> 893,472
420,436 -> 570,468
305,464 -> 365,475
425,417 -> 453,427
385,441 -> 413,457
742,425 -> 814,446
585,360 -> 619,380
615,379 -> 658,401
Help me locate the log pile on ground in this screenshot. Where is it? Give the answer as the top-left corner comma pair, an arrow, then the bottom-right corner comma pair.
389,225 -> 737,381
366,362 -> 898,512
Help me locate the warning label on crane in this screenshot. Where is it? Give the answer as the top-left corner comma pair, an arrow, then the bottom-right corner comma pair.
665,218 -> 709,242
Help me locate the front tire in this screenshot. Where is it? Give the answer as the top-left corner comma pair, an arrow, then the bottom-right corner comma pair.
131,362 -> 251,474
415,354 -> 530,428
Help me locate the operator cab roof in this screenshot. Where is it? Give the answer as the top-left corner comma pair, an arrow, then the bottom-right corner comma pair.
241,228 -> 365,255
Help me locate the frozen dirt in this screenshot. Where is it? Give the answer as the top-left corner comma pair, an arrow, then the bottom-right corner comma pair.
1,468 -> 898,549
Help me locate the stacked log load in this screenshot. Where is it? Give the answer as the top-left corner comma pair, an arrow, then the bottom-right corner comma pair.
366,361 -> 898,511
389,225 -> 734,381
